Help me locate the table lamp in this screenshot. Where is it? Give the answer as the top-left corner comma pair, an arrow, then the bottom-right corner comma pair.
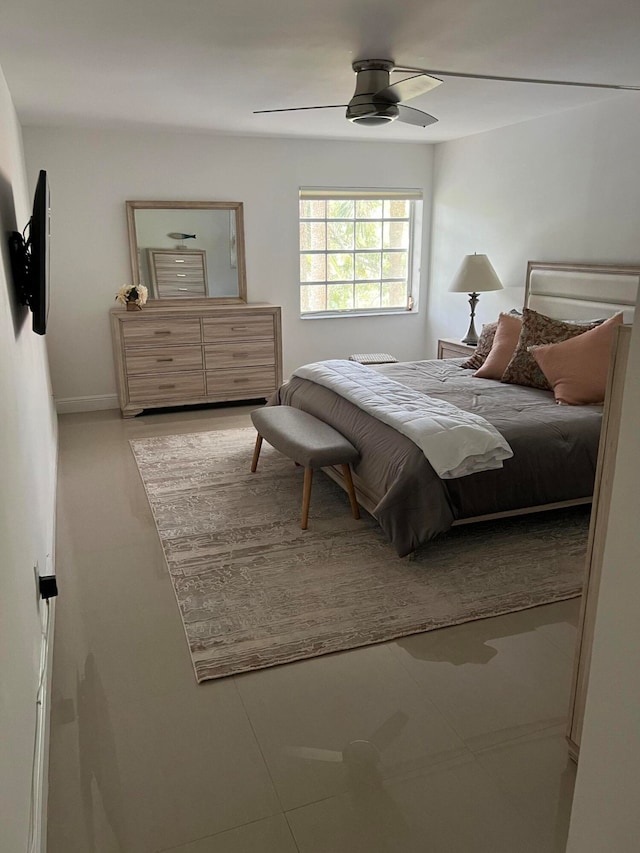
448,254 -> 503,346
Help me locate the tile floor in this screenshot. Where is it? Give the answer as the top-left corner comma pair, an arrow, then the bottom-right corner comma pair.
48,406 -> 580,853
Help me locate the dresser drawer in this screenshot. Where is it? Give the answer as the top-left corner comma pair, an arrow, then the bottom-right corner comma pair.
437,339 -> 476,360
125,345 -> 204,375
156,269 -> 205,284
206,366 -> 276,396
154,254 -> 205,270
439,345 -> 469,360
128,372 -> 205,403
157,283 -> 207,298
205,341 -> 275,370
203,315 -> 274,342
123,318 -> 201,347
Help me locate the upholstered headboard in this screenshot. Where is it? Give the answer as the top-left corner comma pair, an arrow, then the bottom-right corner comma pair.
525,261 -> 639,323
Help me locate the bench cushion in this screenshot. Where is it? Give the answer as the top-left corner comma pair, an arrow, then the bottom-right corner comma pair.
251,406 -> 359,468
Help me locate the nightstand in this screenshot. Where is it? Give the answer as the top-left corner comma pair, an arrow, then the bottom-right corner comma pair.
437,338 -> 477,360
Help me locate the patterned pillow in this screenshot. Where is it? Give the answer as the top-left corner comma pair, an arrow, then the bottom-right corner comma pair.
460,321 -> 498,370
501,308 -> 599,389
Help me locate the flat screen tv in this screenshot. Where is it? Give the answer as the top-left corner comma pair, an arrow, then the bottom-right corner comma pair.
9,169 -> 50,335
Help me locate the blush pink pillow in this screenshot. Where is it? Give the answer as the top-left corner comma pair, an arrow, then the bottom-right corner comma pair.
529,313 -> 624,405
474,313 -> 523,380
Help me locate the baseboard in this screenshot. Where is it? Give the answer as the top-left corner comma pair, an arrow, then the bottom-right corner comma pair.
55,393 -> 118,413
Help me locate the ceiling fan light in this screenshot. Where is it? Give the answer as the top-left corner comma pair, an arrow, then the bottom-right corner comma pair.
350,113 -> 396,126
346,101 -> 399,125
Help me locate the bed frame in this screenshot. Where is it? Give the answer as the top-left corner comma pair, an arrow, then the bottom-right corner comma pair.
324,259 -> 640,527
525,260 -> 638,323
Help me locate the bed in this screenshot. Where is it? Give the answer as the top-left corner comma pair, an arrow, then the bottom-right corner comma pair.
273,261 -> 639,555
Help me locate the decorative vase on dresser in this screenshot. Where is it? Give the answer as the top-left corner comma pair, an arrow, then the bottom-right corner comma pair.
110,301 -> 282,418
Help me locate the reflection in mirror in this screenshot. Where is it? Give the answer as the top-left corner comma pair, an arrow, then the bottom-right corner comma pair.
126,201 -> 246,302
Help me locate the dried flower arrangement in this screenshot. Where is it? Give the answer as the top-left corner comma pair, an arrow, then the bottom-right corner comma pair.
115,284 -> 149,310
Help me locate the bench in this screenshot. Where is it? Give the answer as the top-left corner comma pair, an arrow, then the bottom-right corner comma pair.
250,406 -> 360,530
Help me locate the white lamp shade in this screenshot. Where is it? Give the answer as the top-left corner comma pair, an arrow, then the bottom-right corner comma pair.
449,254 -> 503,293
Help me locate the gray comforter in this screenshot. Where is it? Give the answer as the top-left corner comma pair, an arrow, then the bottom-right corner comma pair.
273,359 -> 601,556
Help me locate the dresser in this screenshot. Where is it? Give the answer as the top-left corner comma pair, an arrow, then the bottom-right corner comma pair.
437,338 -> 476,359
147,248 -> 208,299
110,302 -> 282,417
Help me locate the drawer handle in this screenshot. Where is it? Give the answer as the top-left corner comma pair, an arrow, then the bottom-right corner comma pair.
158,384 -> 176,389
232,353 -> 250,359
154,330 -> 171,336
175,259 -> 185,263
176,273 -> 187,277
157,357 -> 174,362
233,378 -> 250,384
178,288 -> 188,291
231,326 -> 249,331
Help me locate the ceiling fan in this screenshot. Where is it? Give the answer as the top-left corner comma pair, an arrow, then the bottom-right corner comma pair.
254,58 -> 640,128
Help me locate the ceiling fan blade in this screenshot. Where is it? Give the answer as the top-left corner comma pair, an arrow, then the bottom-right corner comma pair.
286,746 -> 343,763
375,73 -> 443,104
253,105 -> 347,114
396,105 -> 438,127
410,68 -> 640,91
368,711 -> 409,751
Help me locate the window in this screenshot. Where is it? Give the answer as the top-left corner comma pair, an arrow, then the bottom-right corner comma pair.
299,187 -> 423,317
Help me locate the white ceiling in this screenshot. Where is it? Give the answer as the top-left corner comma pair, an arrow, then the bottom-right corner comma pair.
1,0 -> 639,143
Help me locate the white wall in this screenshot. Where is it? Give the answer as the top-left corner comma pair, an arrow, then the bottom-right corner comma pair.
428,92 -> 640,355
429,91 -> 640,850
22,128 -> 433,410
565,292 -> 640,852
0,67 -> 58,853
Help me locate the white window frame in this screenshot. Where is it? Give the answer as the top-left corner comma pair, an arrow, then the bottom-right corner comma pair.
299,187 -> 423,319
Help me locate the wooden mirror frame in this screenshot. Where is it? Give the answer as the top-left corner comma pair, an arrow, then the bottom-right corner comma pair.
125,200 -> 247,303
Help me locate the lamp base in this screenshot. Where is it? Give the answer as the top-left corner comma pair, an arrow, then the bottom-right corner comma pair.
461,292 -> 480,347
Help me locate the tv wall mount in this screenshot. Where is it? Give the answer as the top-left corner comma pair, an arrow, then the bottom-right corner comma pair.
8,222 -> 33,306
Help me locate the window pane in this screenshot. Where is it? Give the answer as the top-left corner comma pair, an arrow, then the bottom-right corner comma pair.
327,253 -> 354,281
327,284 -> 354,311
384,199 -> 410,218
327,199 -> 354,219
355,252 -> 381,281
383,220 -> 409,249
300,253 -> 326,282
382,281 -> 408,308
300,199 -> 326,219
356,199 -> 383,219
300,221 -> 326,251
355,282 -> 381,309
299,191 -> 417,316
355,221 -> 382,250
327,221 -> 354,251
382,251 -> 407,279
301,284 -> 327,313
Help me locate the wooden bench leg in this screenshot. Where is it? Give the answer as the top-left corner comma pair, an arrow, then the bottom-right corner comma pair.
250,434 -> 263,473
302,467 -> 313,530
341,464 -> 360,520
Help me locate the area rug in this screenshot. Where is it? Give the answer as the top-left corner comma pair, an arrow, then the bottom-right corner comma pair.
130,428 -> 588,682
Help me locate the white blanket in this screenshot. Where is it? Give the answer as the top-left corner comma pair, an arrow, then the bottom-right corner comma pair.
292,360 -> 513,479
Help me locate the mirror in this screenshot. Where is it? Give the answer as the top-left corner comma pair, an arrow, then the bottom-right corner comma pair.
126,201 -> 247,302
